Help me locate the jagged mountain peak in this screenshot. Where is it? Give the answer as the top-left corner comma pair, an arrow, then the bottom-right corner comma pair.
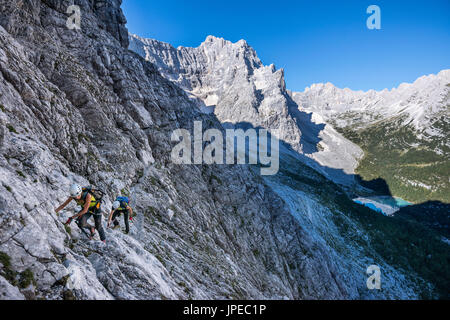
131,33 -> 254,52
202,35 -> 234,46
130,33 -> 263,72
198,35 -> 250,49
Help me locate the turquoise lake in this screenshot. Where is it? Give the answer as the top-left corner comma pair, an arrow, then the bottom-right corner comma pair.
353,196 -> 413,216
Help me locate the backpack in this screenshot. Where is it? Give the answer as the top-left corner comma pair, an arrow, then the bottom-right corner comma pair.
82,186 -> 105,210
116,196 -> 129,209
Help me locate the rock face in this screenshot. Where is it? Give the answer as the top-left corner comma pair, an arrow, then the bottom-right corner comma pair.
129,34 -> 364,182
0,0 -> 438,300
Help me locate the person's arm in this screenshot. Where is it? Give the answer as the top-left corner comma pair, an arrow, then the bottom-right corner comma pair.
128,206 -> 133,220
72,194 -> 91,219
55,198 -> 72,214
107,210 -> 114,227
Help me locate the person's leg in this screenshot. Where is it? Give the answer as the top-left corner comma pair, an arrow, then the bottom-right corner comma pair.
78,212 -> 95,238
94,214 -> 106,241
112,211 -> 120,227
123,211 -> 129,234
78,212 -> 93,229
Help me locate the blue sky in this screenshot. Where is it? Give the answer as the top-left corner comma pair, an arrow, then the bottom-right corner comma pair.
122,0 -> 450,92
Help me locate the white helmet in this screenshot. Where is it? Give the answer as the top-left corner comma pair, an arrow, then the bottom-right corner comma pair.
70,184 -> 82,198
112,201 -> 121,210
